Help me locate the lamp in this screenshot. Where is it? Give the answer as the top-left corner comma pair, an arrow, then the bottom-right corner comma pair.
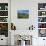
19,35 -> 32,46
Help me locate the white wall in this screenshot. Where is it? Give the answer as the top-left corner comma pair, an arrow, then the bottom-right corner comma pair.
11,0 -> 38,30
11,0 -> 46,46
11,0 -> 46,30
11,0 -> 38,45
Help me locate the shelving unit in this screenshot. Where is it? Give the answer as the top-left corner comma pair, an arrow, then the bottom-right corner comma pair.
38,3 -> 46,37
0,3 -> 8,37
0,16 -> 8,17
0,10 -> 8,11
38,10 -> 46,11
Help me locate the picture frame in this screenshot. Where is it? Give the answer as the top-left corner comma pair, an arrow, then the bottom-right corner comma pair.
17,10 -> 29,19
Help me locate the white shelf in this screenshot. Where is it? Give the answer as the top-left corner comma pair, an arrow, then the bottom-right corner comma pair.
0,22 -> 8,23
38,10 -> 46,11
0,16 -> 8,17
38,16 -> 46,17
38,28 -> 46,29
38,22 -> 46,23
0,10 -> 8,11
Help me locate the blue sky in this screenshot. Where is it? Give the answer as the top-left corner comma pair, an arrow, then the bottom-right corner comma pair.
18,10 -> 29,14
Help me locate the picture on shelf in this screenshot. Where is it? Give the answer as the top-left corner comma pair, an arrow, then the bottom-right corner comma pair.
38,3 -> 46,10
38,11 -> 46,16
38,17 -> 46,22
0,23 -> 8,37
0,3 -> 8,10
0,23 -> 8,30
0,17 -> 8,22
38,29 -> 46,37
38,23 -> 46,28
0,11 -> 8,16
17,10 -> 29,19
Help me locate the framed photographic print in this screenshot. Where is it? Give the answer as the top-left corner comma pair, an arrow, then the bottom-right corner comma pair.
17,10 -> 29,19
